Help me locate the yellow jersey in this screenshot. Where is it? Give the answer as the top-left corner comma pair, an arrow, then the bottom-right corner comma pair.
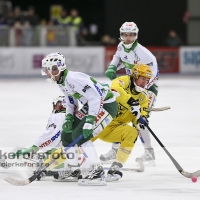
111,75 -> 148,127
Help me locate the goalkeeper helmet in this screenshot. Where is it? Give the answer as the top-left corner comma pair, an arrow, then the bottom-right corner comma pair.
41,52 -> 66,83
132,63 -> 152,92
120,22 -> 139,49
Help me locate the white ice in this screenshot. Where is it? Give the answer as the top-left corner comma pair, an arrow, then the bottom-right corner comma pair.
1,75 -> 200,200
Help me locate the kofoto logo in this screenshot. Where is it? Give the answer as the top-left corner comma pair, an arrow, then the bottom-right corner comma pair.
82,85 -> 91,93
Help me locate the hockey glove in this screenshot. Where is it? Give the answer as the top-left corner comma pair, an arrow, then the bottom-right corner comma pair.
127,97 -> 141,120
12,145 -> 39,159
83,115 -> 96,139
138,116 -> 149,130
105,65 -> 117,80
62,114 -> 74,133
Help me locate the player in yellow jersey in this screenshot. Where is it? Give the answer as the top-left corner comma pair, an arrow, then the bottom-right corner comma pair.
95,63 -> 152,181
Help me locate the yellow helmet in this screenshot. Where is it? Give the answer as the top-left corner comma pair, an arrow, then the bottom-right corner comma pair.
132,63 -> 152,79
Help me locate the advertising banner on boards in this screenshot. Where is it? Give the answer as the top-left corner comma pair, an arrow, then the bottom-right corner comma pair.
0,47 -> 105,76
180,47 -> 200,74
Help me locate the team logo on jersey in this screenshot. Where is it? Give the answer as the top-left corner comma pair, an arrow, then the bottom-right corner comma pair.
94,84 -> 102,96
66,81 -> 75,89
116,103 -> 128,117
133,51 -> 140,62
82,85 -> 91,93
124,55 -> 128,60
39,131 -> 61,149
146,62 -> 153,66
47,123 -> 56,129
118,79 -> 124,85
75,110 -> 86,120
68,96 -> 74,104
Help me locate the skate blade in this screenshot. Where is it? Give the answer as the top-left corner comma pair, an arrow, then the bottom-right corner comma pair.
105,174 -> 121,182
100,160 -> 114,164
147,160 -> 156,166
53,178 -> 78,182
78,178 -> 107,186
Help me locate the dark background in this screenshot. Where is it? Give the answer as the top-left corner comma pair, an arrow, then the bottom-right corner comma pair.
10,0 -> 187,45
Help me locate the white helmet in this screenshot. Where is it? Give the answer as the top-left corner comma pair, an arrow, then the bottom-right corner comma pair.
41,52 -> 66,82
120,22 -> 139,49
52,96 -> 66,108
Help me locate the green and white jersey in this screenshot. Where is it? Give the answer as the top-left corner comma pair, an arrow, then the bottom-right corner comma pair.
109,41 -> 159,88
58,70 -> 115,116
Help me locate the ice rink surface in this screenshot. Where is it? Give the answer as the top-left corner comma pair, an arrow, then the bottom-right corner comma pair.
1,75 -> 200,200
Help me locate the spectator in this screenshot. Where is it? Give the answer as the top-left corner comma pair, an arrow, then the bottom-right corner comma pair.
13,6 -> 25,25
14,21 -> 23,46
4,11 -> 15,26
25,6 -> 39,26
0,15 -> 4,25
68,8 -> 83,32
164,30 -> 183,47
101,34 -> 117,46
22,21 -> 33,46
54,9 -> 71,26
77,27 -> 90,46
47,20 -> 56,46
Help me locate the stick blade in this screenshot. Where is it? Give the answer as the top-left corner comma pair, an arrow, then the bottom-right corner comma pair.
4,176 -> 30,186
148,106 -> 171,112
181,170 -> 200,178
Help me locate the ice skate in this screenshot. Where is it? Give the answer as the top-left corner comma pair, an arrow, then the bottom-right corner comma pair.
99,148 -> 117,163
136,148 -> 156,166
78,163 -> 106,186
53,167 -> 81,182
106,161 -> 123,182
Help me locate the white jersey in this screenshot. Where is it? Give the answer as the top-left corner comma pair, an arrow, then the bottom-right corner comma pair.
58,71 -> 116,117
34,112 -> 65,151
110,41 -> 159,88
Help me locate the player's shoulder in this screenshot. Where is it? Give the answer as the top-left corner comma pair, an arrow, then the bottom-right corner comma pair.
49,112 -> 65,120
136,43 -> 156,58
115,75 -> 130,85
67,71 -> 89,83
116,42 -> 124,51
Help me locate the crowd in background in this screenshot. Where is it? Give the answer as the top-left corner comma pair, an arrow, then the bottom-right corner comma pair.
0,5 -> 183,47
